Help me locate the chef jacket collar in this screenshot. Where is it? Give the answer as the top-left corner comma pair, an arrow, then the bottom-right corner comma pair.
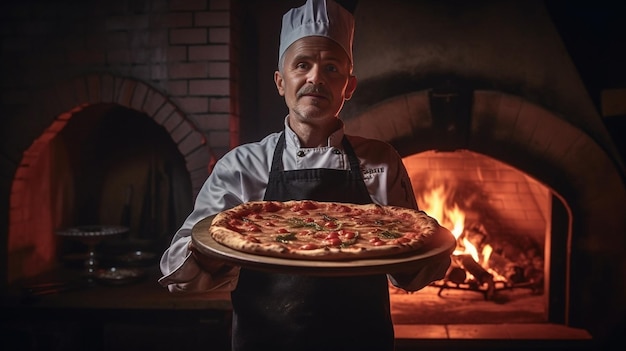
283,116 -> 345,149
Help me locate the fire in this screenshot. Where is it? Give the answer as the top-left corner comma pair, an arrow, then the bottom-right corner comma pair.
405,155 -> 546,298
420,184 -> 463,235
419,183 -> 493,270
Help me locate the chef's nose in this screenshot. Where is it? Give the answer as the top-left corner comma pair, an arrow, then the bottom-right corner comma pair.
306,64 -> 324,85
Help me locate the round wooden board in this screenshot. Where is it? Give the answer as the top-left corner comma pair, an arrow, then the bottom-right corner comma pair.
191,215 -> 456,276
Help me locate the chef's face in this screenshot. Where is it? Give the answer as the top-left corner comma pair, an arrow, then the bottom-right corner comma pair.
275,36 -> 357,126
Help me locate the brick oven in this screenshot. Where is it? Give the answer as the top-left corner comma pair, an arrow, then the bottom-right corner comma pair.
1,0 -> 625,350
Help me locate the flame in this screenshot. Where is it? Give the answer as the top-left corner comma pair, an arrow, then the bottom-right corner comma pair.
460,237 -> 477,260
420,184 -> 465,238
481,243 -> 493,269
420,184 -> 446,228
447,204 -> 465,238
419,183 -> 491,267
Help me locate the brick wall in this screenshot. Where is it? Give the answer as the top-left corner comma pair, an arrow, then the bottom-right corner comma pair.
0,0 -> 240,283
1,0 -> 238,191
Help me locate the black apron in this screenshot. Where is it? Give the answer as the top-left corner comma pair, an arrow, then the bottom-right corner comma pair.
230,132 -> 395,351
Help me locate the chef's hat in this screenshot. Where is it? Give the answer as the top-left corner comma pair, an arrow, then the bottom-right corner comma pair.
279,0 -> 354,64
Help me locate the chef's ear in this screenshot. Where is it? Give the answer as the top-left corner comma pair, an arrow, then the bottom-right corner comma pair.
344,75 -> 357,100
274,70 -> 286,96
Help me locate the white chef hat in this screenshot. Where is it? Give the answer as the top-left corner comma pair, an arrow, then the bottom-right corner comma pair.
279,0 -> 354,64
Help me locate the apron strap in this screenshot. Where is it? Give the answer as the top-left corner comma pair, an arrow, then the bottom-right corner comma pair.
270,132 -> 286,172
342,136 -> 364,179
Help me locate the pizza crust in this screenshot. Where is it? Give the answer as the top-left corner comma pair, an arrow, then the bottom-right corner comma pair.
209,200 -> 440,261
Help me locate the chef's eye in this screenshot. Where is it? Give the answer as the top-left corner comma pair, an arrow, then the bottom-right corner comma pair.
296,62 -> 309,70
325,64 -> 338,72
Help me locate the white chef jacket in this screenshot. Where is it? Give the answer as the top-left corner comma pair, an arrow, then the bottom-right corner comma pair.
159,118 -> 446,293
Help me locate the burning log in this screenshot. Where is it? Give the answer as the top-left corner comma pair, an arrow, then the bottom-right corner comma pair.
456,254 -> 495,300
446,267 -> 467,284
457,254 -> 492,284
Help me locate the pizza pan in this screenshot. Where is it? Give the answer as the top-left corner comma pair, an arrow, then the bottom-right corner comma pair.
191,216 -> 456,277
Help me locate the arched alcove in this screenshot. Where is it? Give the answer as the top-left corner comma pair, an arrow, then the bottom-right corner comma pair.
7,74 -> 214,282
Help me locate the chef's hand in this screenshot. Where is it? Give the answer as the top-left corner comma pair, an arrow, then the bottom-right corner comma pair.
389,225 -> 455,291
188,241 -> 234,276
389,254 -> 451,290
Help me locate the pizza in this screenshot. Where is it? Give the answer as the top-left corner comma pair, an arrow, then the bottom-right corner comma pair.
208,200 -> 440,261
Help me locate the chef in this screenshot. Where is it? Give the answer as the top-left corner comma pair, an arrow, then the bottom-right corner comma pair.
159,1 -> 453,350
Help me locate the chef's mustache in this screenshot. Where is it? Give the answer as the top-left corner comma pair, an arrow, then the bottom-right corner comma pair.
297,85 -> 329,99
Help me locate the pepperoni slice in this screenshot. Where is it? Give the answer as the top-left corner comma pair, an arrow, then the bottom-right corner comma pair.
262,201 -> 283,213
299,244 -> 319,250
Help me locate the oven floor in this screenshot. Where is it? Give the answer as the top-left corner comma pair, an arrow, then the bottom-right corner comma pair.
390,285 -> 545,324
390,285 -> 594,350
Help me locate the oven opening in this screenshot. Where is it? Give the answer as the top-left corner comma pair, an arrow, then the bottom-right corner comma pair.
7,104 -> 193,283
390,150 -> 556,325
